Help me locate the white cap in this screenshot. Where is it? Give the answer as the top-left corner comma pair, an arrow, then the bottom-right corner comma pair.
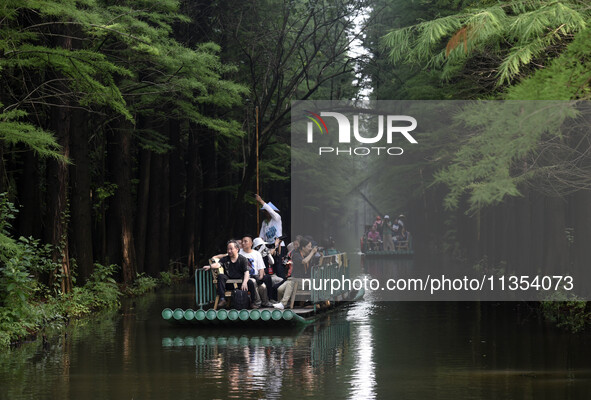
253,237 -> 265,250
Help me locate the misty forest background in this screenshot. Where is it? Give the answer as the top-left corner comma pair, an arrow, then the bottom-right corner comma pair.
1,0 -> 591,301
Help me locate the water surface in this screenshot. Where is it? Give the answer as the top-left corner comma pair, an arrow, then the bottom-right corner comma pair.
2,281 -> 591,399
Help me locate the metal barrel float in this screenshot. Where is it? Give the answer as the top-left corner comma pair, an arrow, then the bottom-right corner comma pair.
217,309 -> 228,321
173,308 -> 186,323
227,309 -> 239,321
271,309 -> 283,321
282,309 -> 294,321
260,309 -> 272,321
249,309 -> 261,321
238,310 -> 250,322
206,309 -> 217,323
162,308 -> 173,321
194,309 -> 206,323
184,309 -> 195,322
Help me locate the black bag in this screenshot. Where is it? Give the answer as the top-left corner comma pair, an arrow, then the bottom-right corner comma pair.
232,289 -> 250,310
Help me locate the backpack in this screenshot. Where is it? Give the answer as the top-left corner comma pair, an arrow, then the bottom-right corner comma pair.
232,289 -> 250,310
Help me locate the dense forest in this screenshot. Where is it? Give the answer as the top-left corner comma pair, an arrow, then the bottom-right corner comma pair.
2,0 -> 591,343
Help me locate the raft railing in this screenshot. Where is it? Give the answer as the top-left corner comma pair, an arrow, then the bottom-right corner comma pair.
195,268 -> 217,309
193,253 -> 351,308
362,233 -> 413,255
308,253 -> 349,303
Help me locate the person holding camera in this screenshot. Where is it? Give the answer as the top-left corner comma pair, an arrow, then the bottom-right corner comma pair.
273,237 -> 319,310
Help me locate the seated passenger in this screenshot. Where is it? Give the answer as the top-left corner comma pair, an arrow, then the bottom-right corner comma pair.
397,226 -> 408,240
254,237 -> 282,303
203,240 -> 257,309
240,235 -> 273,308
367,226 -> 382,251
273,237 -> 319,310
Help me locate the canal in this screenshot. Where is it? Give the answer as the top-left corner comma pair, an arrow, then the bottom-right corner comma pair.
2,280 -> 591,399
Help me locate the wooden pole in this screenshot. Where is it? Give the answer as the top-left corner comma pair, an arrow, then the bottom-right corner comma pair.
256,106 -> 260,233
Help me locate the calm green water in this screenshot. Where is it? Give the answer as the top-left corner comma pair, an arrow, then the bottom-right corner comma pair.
2,282 -> 591,399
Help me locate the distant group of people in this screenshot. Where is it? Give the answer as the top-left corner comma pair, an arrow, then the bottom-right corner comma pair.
203,194 -> 331,310
365,214 -> 410,251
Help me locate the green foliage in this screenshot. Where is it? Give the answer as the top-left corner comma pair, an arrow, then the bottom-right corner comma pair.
382,0 -> 590,87
0,106 -> 64,160
0,260 -> 122,347
0,196 -> 121,346
541,292 -> 591,333
506,27 -> 591,100
1,0 -> 247,156
433,101 -> 578,211
123,273 -> 157,296
84,263 -> 121,308
159,268 -> 187,286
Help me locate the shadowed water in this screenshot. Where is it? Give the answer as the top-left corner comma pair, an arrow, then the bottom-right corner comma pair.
2,282 -> 591,399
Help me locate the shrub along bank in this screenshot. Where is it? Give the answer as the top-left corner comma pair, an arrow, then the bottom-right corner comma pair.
0,195 -> 186,348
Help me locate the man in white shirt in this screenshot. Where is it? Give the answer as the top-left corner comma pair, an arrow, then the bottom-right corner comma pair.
239,234 -> 273,308
256,194 -> 283,243
256,194 -> 288,277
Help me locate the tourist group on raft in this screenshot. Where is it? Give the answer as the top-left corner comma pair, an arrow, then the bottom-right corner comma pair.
203,194 -> 334,311
362,214 -> 410,251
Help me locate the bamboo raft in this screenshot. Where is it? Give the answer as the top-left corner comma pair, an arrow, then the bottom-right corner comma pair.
162,253 -> 363,327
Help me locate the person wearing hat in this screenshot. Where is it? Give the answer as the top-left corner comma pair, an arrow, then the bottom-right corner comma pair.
399,214 -> 406,226
256,194 -> 283,243
256,194 -> 287,277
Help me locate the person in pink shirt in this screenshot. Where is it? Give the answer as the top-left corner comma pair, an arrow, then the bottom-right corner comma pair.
367,225 -> 382,251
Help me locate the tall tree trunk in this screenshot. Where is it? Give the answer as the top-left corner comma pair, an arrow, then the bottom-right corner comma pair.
46,102 -> 72,293
183,128 -> 200,268
169,120 -> 184,265
0,144 -> 6,194
108,122 -> 137,283
198,127 -> 219,255
44,29 -> 74,293
69,109 -> 94,281
135,148 -> 151,273
92,131 -> 108,265
17,150 -> 41,239
145,153 -> 162,275
160,150 -> 170,271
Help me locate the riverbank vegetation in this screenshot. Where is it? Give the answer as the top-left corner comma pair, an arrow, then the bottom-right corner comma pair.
0,192 -> 185,347
2,0 -> 591,337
